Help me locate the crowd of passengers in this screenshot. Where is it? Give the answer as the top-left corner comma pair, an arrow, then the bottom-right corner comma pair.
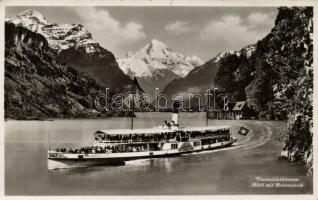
190,129 -> 230,138
95,132 -> 178,142
95,129 -> 230,142
55,144 -> 159,154
201,135 -> 231,145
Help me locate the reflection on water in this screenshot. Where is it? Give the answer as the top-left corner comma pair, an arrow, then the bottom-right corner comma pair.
5,113 -> 312,195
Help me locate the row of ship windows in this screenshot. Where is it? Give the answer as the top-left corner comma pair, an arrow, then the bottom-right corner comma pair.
171,141 -> 201,149
171,144 -> 178,149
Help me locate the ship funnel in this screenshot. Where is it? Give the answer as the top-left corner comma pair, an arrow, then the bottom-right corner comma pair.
172,112 -> 179,126
172,100 -> 181,126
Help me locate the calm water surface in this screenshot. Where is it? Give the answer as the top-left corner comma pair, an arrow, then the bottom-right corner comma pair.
5,112 -> 312,195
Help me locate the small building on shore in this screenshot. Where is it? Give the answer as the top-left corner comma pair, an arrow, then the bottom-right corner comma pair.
232,101 -> 247,119
209,101 -> 256,120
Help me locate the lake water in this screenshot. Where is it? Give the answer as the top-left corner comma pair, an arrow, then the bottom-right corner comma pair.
5,112 -> 312,195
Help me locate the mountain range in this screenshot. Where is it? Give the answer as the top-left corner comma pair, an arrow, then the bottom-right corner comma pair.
6,10 -> 132,93
5,10 -> 135,118
160,45 -> 256,108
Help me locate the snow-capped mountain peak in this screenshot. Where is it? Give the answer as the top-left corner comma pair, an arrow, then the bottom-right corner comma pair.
149,39 -> 168,49
8,10 -> 49,25
211,44 -> 256,63
117,39 -> 204,78
6,10 -> 99,53
241,44 -> 256,58
212,50 -> 240,63
6,10 -> 49,33
136,39 -> 172,59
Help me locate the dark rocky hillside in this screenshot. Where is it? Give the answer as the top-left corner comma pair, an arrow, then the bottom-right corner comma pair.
215,7 -> 312,118
58,43 -> 132,93
136,68 -> 180,99
5,22 -> 127,119
160,58 -> 218,108
161,45 -> 255,109
268,7 -> 313,172
215,7 -> 313,170
214,45 -> 256,102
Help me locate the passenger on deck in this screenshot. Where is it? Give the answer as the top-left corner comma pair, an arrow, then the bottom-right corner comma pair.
164,121 -> 171,129
164,121 -> 169,129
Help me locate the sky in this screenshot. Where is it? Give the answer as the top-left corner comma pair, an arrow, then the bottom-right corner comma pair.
6,6 -> 278,62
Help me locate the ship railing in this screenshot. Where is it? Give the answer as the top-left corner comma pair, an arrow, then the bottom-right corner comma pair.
196,135 -> 230,140
96,139 -> 174,144
95,135 -> 229,144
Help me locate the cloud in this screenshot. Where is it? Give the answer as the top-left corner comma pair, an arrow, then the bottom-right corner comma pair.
246,12 -> 276,31
165,21 -> 192,35
72,7 -> 146,52
200,12 -> 274,51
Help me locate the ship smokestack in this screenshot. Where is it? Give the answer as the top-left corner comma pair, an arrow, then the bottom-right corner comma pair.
172,100 -> 181,126
172,111 -> 179,126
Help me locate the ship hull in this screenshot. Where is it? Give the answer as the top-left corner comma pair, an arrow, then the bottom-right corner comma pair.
48,139 -> 237,170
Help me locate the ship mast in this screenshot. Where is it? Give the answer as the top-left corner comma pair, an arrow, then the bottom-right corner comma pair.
206,87 -> 218,126
130,76 -> 143,130
206,89 -> 210,127
131,93 -> 134,130
48,131 -> 50,150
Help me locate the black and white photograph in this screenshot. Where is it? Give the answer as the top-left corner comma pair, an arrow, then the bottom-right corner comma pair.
1,0 -> 315,197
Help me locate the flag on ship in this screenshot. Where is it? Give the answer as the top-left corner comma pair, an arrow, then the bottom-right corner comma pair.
238,126 -> 249,136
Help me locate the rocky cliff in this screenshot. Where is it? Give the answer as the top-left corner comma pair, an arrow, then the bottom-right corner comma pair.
269,7 -> 313,173
5,22 -> 127,119
214,7 -> 313,170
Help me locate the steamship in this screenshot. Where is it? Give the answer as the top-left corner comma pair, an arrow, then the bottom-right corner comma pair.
47,79 -> 238,170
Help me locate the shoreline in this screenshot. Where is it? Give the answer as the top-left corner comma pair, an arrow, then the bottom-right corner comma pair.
4,113 -> 288,122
